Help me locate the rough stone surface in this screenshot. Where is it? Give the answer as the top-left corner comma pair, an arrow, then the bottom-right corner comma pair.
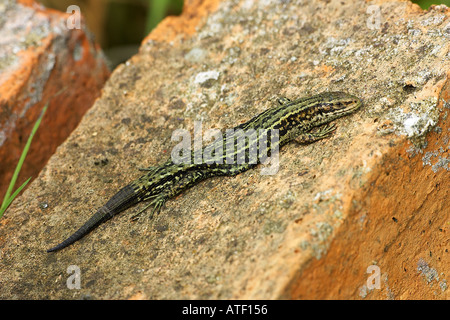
0,0 -> 110,199
0,0 -> 449,299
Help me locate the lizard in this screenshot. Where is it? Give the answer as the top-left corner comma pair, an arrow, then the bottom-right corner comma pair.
47,91 -> 362,252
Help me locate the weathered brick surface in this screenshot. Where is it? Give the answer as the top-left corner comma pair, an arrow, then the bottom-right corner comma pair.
0,0 -> 448,300
0,0 -> 110,199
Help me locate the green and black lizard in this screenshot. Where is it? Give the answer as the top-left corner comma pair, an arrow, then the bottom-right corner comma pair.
47,91 -> 362,252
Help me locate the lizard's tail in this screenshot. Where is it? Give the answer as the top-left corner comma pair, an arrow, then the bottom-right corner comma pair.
47,184 -> 139,252
46,206 -> 112,252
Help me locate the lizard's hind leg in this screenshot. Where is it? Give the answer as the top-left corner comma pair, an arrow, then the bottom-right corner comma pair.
130,194 -> 167,221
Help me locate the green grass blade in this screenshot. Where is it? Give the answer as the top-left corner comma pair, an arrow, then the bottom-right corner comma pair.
0,104 -> 48,217
0,177 -> 31,218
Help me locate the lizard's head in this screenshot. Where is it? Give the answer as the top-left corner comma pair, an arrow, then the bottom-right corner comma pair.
309,91 -> 362,125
